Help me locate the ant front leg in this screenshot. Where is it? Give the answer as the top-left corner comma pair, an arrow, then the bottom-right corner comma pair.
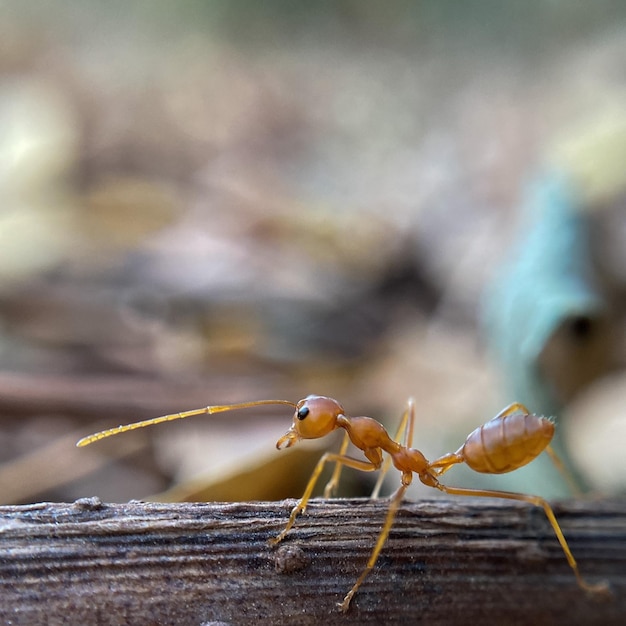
323,432 -> 351,498
270,452 -> 379,546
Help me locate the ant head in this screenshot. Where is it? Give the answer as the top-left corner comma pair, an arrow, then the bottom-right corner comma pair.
276,395 -> 345,449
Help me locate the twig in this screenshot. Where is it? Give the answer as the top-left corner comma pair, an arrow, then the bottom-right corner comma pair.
0,498 -> 624,625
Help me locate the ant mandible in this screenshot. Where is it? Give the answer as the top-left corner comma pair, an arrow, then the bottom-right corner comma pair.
77,394 -> 610,612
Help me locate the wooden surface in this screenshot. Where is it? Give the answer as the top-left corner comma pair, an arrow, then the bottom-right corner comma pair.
0,497 -> 624,625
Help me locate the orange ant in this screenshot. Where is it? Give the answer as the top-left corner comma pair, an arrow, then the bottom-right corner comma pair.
77,395 -> 610,612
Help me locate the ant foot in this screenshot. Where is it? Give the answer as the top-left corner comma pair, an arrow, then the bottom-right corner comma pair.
268,532 -> 286,547
338,587 -> 358,613
323,483 -> 337,498
585,580 -> 612,601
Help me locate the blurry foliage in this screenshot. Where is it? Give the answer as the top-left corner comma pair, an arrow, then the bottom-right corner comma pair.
0,1 -> 625,505
482,171 -> 614,492
483,172 -> 612,417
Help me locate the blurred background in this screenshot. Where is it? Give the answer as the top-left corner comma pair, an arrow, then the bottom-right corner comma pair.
0,0 -> 625,506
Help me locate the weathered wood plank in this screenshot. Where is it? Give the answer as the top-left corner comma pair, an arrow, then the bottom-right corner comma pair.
0,498 -> 624,625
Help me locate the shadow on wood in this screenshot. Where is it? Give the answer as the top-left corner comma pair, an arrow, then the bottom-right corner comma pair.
0,498 -> 624,625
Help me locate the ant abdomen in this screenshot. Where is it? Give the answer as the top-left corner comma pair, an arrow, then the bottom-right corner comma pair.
461,411 -> 555,474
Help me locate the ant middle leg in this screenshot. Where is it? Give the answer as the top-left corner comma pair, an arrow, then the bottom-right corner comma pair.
495,402 -> 532,419
371,398 -> 415,498
339,482 -> 409,612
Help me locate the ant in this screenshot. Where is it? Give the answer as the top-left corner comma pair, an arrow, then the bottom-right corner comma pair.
77,394 -> 610,612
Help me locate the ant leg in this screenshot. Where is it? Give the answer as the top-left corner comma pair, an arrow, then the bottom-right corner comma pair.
433,483 -> 610,596
323,432 -> 351,498
428,452 -> 464,476
495,402 -> 532,419
404,397 -> 417,447
339,483 -> 409,613
270,452 -> 378,546
544,445 -> 583,496
371,399 -> 415,498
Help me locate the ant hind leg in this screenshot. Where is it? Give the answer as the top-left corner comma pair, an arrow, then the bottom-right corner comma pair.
433,482 -> 610,596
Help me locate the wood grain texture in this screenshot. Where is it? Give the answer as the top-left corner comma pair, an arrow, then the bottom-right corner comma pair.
0,497 -> 624,625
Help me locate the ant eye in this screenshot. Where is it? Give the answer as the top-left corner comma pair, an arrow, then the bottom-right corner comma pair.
297,406 -> 310,420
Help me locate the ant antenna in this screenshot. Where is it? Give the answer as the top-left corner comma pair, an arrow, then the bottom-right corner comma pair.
76,399 -> 297,447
